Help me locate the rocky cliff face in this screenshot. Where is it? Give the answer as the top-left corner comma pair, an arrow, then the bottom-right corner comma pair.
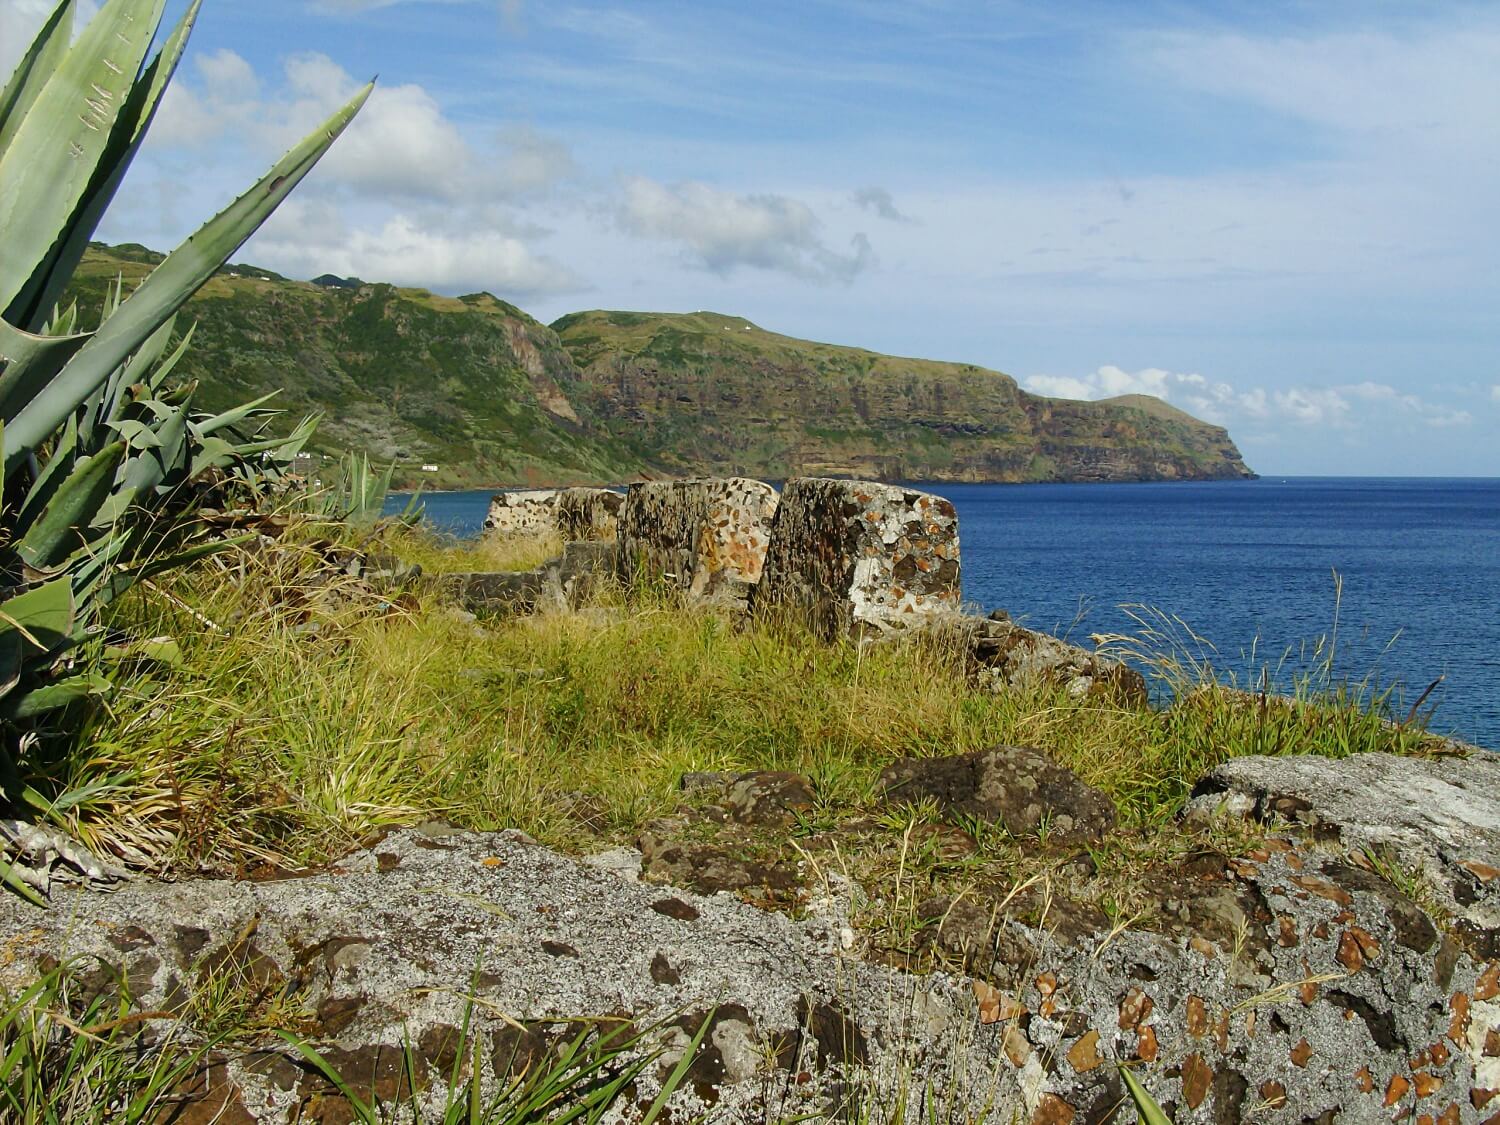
553,311 -> 1254,483
70,245 -> 1253,487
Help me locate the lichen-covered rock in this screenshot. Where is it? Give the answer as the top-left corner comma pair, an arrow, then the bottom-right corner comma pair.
4,790 -> 1500,1123
0,826 -> 990,1124
483,488 -> 621,540
971,610 -> 1148,703
555,488 -> 624,541
617,477 -> 778,608
878,746 -> 1117,844
1186,751 -> 1500,955
754,478 -> 960,640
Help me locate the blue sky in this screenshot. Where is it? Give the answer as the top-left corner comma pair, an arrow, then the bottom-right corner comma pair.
6,0 -> 1499,475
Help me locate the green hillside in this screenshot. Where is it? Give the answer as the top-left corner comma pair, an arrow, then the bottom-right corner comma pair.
65,245 -> 1253,487
552,310 -> 1254,483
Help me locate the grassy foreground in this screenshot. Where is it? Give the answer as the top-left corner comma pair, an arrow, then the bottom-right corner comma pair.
2,515 -> 1450,1122
38,517 -> 1438,880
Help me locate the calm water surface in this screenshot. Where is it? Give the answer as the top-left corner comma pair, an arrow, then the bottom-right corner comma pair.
392,478 -> 1499,748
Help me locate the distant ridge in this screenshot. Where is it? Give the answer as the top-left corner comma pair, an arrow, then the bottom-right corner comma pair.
65,244 -> 1254,489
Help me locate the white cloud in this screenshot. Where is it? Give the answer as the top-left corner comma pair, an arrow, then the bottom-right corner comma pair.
1492,385 -> 1500,403
135,50 -> 585,299
1141,25 -> 1500,152
618,177 -> 874,282
1023,367 -> 1472,435
253,201 -> 582,296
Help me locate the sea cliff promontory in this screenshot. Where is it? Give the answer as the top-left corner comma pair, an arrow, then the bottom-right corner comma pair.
70,244 -> 1253,489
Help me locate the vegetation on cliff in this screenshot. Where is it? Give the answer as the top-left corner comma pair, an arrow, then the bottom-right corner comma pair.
69,245 -> 1253,489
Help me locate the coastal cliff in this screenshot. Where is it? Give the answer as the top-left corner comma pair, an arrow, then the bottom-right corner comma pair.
69,244 -> 1253,487
554,310 -> 1254,484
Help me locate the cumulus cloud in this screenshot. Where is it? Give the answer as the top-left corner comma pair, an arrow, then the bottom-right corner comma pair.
618,178 -> 874,282
1023,366 -> 1471,433
136,50 -> 586,299
153,51 -> 578,205
852,187 -> 916,225
253,200 -> 582,296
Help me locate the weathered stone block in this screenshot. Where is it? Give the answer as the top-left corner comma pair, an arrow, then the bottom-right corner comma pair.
617,478 -> 779,607
441,541 -> 618,616
483,488 -> 621,541
754,478 -> 960,639
554,489 -> 623,541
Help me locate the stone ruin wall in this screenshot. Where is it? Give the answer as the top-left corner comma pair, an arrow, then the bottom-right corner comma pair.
482,487 -> 622,541
617,477 -> 779,607
753,477 -> 962,639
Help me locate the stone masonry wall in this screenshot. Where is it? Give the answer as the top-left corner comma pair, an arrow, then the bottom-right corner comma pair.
754,478 -> 961,639
617,478 -> 779,607
483,488 -> 621,540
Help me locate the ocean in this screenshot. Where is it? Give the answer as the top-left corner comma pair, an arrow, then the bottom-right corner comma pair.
389,478 -> 1500,750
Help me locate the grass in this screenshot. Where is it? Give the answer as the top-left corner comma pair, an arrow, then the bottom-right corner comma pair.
0,958 -> 710,1125
24,517 -> 1439,881
0,960 -> 216,1124
0,516 -> 1456,1120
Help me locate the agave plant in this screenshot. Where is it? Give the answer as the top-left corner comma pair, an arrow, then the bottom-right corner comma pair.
0,0 -> 369,883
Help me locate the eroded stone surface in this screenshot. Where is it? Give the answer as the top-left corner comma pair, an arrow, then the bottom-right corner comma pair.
3,793 -> 1499,1123
754,478 -> 960,639
483,488 -> 622,541
1186,752 -> 1500,949
617,478 -> 779,608
0,827 -> 987,1124
967,611 -> 1148,703
878,746 -> 1117,844
442,541 -> 617,616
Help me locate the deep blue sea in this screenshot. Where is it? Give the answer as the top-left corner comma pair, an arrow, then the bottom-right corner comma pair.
389,479 -> 1500,749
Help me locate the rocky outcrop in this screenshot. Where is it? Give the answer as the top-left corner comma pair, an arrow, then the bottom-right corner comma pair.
483,488 -> 621,540
878,746 -> 1117,845
1187,752 -> 1500,957
754,478 -> 961,639
967,609 -> 1149,703
0,824 -> 996,1124
617,478 -> 778,609
6,749 -> 1499,1123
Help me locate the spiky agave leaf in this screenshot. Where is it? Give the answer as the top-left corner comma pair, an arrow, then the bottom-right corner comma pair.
0,0 -> 167,316
3,81 -> 372,470
0,1 -> 75,159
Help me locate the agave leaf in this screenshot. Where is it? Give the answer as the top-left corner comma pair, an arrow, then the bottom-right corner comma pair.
15,442 -> 126,571
112,534 -> 246,588
0,0 -> 167,314
104,419 -> 162,449
122,400 -> 189,496
10,2 -> 203,332
3,81 -> 372,469
194,390 -> 281,438
0,1 -> 75,160
0,671 -> 109,720
0,578 -> 74,657
186,435 -> 238,477
0,632 -> 22,700
12,415 -> 78,539
0,318 -> 90,420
